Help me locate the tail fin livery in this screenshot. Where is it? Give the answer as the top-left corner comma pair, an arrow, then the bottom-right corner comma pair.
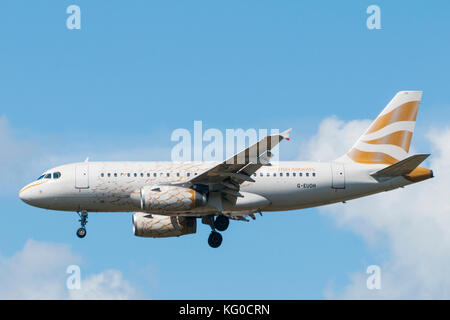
339,91 -> 422,165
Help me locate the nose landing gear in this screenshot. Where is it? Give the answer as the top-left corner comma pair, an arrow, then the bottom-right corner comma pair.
76,210 -> 88,238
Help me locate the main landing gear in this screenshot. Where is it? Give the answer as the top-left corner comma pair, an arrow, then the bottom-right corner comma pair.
203,214 -> 230,248
214,214 -> 229,232
76,210 -> 88,238
208,231 -> 222,248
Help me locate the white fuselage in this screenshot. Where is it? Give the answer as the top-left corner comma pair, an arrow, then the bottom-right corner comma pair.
19,161 -> 413,216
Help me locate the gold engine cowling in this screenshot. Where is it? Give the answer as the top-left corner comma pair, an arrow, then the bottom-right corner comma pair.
139,185 -> 207,213
132,212 -> 197,238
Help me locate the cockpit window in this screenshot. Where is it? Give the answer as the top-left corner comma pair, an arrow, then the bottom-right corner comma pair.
37,174 -> 45,180
44,173 -> 51,179
53,172 -> 61,179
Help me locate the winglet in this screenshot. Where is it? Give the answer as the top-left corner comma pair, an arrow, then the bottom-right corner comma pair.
280,128 -> 292,141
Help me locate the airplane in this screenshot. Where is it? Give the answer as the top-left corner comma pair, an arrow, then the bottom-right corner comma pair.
19,91 -> 433,248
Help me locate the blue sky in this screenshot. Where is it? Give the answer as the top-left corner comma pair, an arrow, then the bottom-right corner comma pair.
1,1 -> 450,299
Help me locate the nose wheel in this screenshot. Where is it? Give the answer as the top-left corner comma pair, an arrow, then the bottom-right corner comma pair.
77,227 -> 86,238
76,210 -> 88,239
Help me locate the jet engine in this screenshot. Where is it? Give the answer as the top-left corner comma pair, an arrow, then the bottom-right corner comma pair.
137,185 -> 207,213
132,212 -> 197,238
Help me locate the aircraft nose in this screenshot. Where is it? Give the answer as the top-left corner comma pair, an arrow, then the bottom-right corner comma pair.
19,187 -> 32,204
19,184 -> 38,205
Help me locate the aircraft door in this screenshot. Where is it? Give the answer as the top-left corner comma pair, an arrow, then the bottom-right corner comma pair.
75,164 -> 89,189
331,162 -> 345,189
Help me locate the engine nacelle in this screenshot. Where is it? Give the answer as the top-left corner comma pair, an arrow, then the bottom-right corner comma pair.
138,185 -> 207,213
132,212 -> 197,238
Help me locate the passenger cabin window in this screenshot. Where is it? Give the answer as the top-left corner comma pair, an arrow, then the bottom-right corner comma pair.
187,173 -> 191,177
153,173 -> 157,177
280,172 -> 283,177
299,173 -> 303,177
107,173 -> 111,177
53,172 -> 61,179
312,173 -> 316,177
140,173 -> 144,177
293,173 -> 296,177
147,173 -> 150,177
101,173 -> 104,177
286,172 -> 289,177
306,173 -> 309,177
114,173 -> 117,177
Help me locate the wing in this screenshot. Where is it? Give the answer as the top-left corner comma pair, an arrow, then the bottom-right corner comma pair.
180,128 -> 292,209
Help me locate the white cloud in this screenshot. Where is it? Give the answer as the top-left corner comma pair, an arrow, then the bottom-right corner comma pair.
69,270 -> 140,300
0,239 -> 142,299
299,116 -> 371,161
304,117 -> 450,299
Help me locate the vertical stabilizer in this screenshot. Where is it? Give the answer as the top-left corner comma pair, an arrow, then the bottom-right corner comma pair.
337,91 -> 422,165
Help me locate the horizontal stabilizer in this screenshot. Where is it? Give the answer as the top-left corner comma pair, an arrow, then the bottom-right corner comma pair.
371,154 -> 430,178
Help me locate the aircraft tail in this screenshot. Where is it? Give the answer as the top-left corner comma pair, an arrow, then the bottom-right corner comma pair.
337,91 -> 422,165
370,153 -> 433,182
371,154 -> 429,177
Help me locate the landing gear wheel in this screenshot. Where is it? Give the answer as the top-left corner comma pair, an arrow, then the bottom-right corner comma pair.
77,227 -> 86,238
208,231 -> 223,248
76,210 -> 88,239
214,215 -> 229,232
